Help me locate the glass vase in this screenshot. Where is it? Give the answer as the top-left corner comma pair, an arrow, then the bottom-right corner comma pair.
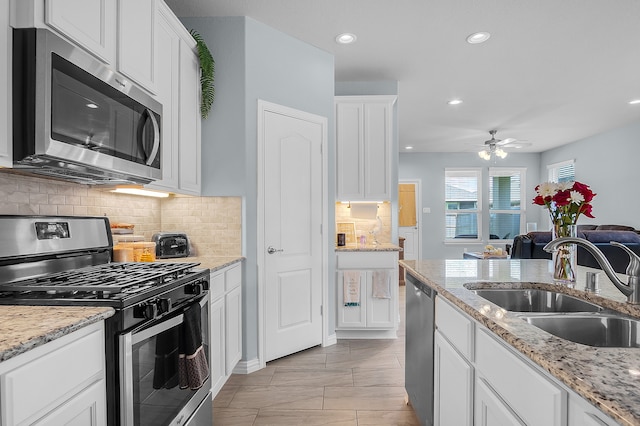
552,223 -> 578,285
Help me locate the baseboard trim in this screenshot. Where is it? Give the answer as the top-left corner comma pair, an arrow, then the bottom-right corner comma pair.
336,329 -> 398,339
324,333 -> 337,347
232,358 -> 262,375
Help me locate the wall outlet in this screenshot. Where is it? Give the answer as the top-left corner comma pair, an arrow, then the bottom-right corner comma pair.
422,207 -> 431,213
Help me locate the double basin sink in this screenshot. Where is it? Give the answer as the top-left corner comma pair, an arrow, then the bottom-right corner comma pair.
470,288 -> 640,348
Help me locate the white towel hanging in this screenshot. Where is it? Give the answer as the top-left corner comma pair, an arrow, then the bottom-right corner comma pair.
343,271 -> 361,306
372,270 -> 391,299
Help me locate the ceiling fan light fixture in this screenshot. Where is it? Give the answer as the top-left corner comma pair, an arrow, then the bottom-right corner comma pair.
478,150 -> 491,160
495,148 -> 508,159
466,32 -> 491,44
336,33 -> 357,44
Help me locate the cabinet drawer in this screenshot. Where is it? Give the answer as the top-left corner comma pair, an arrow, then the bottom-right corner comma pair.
210,270 -> 225,300
337,252 -> 397,269
435,296 -> 474,360
476,328 -> 565,426
2,324 -> 105,425
225,264 -> 242,291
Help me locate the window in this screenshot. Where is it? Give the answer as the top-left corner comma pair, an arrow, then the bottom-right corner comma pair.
548,160 -> 575,183
445,169 -> 481,240
489,168 -> 525,241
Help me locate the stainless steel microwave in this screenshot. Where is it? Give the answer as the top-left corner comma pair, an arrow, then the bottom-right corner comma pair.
12,29 -> 162,185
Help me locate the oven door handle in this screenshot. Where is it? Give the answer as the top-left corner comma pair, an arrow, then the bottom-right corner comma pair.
131,312 -> 184,346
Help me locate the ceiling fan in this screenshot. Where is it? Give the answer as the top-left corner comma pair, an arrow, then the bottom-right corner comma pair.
478,130 -> 530,161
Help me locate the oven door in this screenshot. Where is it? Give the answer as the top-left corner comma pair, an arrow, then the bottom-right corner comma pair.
120,296 -> 210,426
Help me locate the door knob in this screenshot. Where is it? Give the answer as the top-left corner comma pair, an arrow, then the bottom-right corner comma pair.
267,246 -> 284,254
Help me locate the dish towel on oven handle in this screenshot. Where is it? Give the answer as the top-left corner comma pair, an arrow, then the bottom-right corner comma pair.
343,271 -> 361,306
372,270 -> 391,299
179,300 -> 210,390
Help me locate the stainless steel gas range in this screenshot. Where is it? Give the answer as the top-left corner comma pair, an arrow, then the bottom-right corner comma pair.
0,215 -> 212,426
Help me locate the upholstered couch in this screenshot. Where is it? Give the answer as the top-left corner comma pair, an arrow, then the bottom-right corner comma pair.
511,225 -> 640,274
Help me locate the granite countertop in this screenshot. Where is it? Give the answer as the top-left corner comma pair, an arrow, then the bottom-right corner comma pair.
0,306 -> 114,363
157,255 -> 244,272
401,259 -> 640,426
335,243 -> 403,252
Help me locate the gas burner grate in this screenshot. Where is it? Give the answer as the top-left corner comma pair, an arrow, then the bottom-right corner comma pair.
1,262 -> 201,293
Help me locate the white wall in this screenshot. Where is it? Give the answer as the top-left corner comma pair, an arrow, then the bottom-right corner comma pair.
180,17 -> 335,363
399,152 -> 542,259
540,120 -> 640,229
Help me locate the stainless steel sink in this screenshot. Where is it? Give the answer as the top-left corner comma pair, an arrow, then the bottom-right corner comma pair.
521,314 -> 640,348
472,288 -> 603,313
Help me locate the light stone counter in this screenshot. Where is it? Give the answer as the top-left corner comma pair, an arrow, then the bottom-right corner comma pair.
335,243 -> 402,252
0,306 -> 114,362
157,255 -> 244,272
401,259 -> 640,426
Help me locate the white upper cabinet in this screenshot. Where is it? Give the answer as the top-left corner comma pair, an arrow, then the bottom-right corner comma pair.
177,38 -> 202,195
45,0 -> 117,64
0,0 -> 11,168
117,0 -> 156,94
13,0 -> 157,93
146,2 -> 201,195
335,95 -> 396,201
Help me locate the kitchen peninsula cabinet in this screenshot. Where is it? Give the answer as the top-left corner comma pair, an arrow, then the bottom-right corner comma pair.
0,0 -> 10,168
335,250 -> 399,338
210,262 -> 243,397
335,96 -> 396,201
0,321 -> 107,426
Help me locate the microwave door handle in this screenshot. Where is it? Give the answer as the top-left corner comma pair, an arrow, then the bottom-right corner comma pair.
142,109 -> 160,166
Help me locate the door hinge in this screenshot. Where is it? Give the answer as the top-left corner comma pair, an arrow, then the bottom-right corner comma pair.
320,224 -> 323,234
320,305 -> 323,316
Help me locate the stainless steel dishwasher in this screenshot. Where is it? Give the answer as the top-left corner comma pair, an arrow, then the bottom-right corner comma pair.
405,272 -> 436,426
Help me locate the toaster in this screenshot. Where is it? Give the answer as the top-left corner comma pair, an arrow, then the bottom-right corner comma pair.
152,233 -> 190,258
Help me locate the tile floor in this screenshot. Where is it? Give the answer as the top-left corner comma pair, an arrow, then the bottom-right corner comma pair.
213,285 -> 420,425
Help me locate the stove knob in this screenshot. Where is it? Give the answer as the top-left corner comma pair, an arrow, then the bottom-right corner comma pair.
135,302 -> 158,320
157,298 -> 172,314
201,279 -> 210,291
185,282 -> 201,295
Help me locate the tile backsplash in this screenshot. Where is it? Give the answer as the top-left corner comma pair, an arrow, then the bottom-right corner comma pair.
0,171 -> 242,256
335,202 -> 392,244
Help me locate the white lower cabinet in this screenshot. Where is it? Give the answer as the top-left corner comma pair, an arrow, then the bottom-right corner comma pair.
210,262 -> 243,397
475,377 -> 524,426
0,321 -> 106,426
433,331 -> 473,426
568,390 -> 620,426
336,251 -> 399,338
434,295 -> 624,426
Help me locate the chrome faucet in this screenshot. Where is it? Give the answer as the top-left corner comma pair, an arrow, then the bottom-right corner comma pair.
543,237 -> 640,304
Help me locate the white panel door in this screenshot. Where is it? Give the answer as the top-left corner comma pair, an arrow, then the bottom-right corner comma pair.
263,107 -> 324,362
0,0 -> 11,167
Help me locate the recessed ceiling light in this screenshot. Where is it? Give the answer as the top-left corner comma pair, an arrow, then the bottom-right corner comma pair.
86,103 -> 99,109
629,99 -> 640,105
405,146 -> 414,150
466,32 -> 491,44
448,99 -> 463,105
336,33 -> 357,44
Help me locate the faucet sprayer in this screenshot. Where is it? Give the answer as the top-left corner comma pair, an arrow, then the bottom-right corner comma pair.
543,237 -> 640,304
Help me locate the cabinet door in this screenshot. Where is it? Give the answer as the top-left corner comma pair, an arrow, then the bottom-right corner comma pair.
475,377 -> 525,426
210,297 -> 226,397
145,4 -> 180,191
434,331 -> 473,426
336,270 -> 366,328
335,102 -> 364,199
177,40 -> 202,195
45,0 -> 116,64
363,102 -> 391,199
225,285 -> 242,374
366,270 -> 394,328
0,0 -> 11,167
117,0 -> 156,93
33,379 -> 106,426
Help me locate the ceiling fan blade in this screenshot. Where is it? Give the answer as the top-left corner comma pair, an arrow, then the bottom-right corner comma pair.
496,138 -> 516,145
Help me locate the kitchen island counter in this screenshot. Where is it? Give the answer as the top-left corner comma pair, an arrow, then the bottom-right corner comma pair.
402,259 -> 640,426
335,243 -> 402,252
0,305 -> 114,362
